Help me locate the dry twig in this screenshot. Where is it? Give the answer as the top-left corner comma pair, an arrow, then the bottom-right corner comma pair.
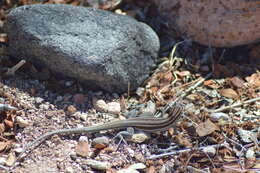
209,97 -> 260,113
147,142 -> 227,160
4,60 -> 26,76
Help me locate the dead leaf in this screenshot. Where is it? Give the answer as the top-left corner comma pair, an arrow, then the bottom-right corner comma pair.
196,119 -> 220,137
162,71 -> 173,83
228,77 -> 245,88
4,119 -> 13,128
75,140 -> 89,157
168,127 -> 174,136
175,70 -> 191,77
253,162 -> 260,168
5,152 -> 16,166
0,123 -> 5,133
204,80 -> 220,89
147,166 -> 156,173
175,134 -> 192,147
219,88 -> 239,99
246,73 -> 260,87
0,142 -> 8,152
245,159 -> 256,169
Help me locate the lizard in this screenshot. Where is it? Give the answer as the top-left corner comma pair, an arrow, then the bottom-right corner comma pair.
17,104 -> 183,161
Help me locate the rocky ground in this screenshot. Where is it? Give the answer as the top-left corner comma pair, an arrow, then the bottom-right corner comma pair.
0,0 -> 259,173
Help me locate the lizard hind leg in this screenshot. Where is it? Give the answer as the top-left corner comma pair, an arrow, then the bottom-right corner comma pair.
113,127 -> 135,150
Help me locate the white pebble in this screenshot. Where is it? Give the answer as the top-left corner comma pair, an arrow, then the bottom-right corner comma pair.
15,116 -> 29,128
93,99 -> 108,112
246,148 -> 255,159
0,157 -> 6,165
210,112 -> 230,122
85,159 -> 111,171
65,166 -> 74,173
14,147 -> 24,153
202,146 -> 216,156
107,102 -> 121,114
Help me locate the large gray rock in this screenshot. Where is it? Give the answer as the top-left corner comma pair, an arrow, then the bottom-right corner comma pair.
4,4 -> 159,93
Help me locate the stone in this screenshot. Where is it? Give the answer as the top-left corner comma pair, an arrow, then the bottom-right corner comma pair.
66,105 -> 77,115
4,4 -> 159,93
75,139 -> 89,157
139,100 -> 156,115
131,133 -> 149,143
118,169 -> 139,173
128,163 -> 146,170
65,167 -> 74,173
84,159 -> 111,171
107,101 -> 121,114
92,136 -> 109,149
5,153 -> 16,167
14,147 -> 24,154
34,97 -> 44,104
152,0 -> 260,47
93,99 -> 108,112
202,146 -> 216,157
15,116 -> 30,128
245,148 -> 255,160
237,128 -> 257,143
79,113 -> 88,121
210,112 -> 230,122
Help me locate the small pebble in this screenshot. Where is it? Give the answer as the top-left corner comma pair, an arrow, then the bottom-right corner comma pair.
202,146 -> 216,156
107,102 -> 121,114
39,104 -> 49,110
76,124 -> 84,128
93,99 -> 108,112
210,112 -> 230,122
126,147 -> 135,157
65,166 -> 74,173
128,163 -> 146,170
14,147 -> 24,154
118,169 -> 139,173
237,128 -> 257,143
0,157 -> 6,165
70,154 -> 77,161
75,139 -> 89,158
84,159 -> 111,171
134,153 -> 145,163
92,136 -> 109,149
245,148 -> 255,159
67,105 -> 77,115
5,153 -> 15,166
131,133 -> 149,143
0,98 -> 5,103
79,113 -> 88,121
34,97 -> 44,104
15,116 -> 29,128
136,87 -> 145,97
79,136 -> 89,142
140,100 -> 156,115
